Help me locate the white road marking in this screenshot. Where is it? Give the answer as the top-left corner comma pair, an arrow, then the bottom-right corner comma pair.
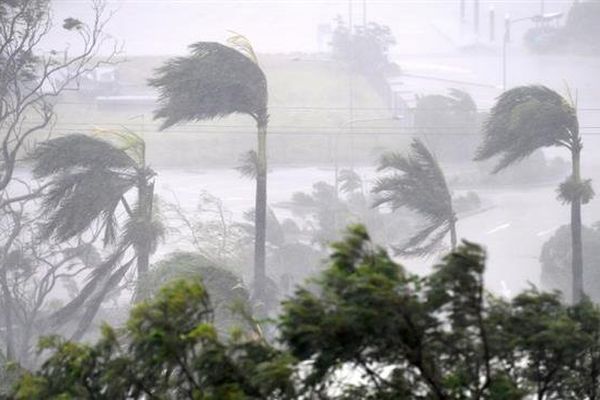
536,226 -> 559,237
500,280 -> 512,298
485,223 -> 511,235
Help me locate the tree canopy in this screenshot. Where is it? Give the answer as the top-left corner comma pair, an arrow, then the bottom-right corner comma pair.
149,41 -> 268,129
14,225 -> 600,399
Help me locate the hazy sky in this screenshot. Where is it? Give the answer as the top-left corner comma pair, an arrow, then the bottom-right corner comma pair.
50,0 -> 573,56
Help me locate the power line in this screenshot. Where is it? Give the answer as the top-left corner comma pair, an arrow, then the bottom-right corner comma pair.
37,126 -> 600,136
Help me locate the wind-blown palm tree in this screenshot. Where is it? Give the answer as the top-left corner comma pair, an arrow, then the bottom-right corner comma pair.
32,132 -> 163,338
149,37 -> 270,299
372,138 -> 457,256
475,85 -> 594,303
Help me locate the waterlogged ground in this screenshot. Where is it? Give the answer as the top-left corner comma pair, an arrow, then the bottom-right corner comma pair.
155,165 -> 600,298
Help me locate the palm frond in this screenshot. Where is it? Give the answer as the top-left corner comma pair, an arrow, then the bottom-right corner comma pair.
226,31 -> 259,64
41,168 -> 134,242
33,135 -> 140,244
447,88 -> 477,114
235,150 -> 259,180
373,138 -> 453,221
476,85 -> 577,173
338,169 -> 362,194
93,128 -> 146,166
47,248 -> 127,328
121,202 -> 165,255
149,41 -> 268,129
393,221 -> 451,257
31,134 -> 136,179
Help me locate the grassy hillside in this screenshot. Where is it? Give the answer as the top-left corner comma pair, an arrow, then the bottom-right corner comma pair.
52,54 -> 408,168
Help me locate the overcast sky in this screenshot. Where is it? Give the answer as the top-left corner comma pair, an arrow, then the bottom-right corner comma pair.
49,0 -> 573,56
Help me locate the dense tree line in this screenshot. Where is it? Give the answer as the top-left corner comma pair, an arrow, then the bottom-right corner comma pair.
10,225 -> 600,399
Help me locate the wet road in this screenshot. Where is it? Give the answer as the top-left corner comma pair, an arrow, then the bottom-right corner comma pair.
156,165 -> 600,297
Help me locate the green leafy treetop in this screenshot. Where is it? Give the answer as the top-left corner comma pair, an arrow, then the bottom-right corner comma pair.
14,279 -> 295,400
12,225 -> 600,399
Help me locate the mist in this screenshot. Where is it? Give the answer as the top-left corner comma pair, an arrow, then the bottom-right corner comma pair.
2,0 -> 600,397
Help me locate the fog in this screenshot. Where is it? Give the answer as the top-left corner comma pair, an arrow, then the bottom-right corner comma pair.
3,0 -> 600,392
46,0 -> 599,291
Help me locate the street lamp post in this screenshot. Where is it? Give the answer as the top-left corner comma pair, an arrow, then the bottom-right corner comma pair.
502,15 -> 535,90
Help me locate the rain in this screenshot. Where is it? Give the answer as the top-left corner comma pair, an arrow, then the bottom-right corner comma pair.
1,0 -> 600,398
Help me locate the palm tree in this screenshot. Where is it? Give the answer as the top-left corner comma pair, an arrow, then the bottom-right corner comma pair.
372,138 -> 457,256
475,85 -> 594,303
32,132 -> 163,337
149,37 -> 270,299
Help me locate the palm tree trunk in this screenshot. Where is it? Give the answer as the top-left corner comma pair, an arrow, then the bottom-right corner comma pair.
449,217 -> 458,251
254,122 -> 268,302
571,146 -> 584,304
133,180 -> 154,303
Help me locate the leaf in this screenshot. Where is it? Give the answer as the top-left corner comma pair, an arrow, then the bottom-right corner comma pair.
476,85 -> 577,173
149,41 -> 268,129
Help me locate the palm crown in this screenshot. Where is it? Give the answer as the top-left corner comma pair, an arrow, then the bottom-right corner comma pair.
373,139 -> 456,256
149,41 -> 268,128
476,85 -> 578,172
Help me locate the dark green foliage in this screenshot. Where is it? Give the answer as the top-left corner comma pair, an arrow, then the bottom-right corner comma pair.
150,39 -> 270,302
0,0 -> 47,83
330,17 -> 397,76
149,42 -> 268,129
32,134 -> 143,244
373,138 -> 456,256
136,252 -> 251,334
338,169 -> 362,195
62,17 -> 82,31
14,280 -> 295,399
32,135 -> 136,179
15,225 -> 600,398
563,1 -> 600,54
280,225 -> 600,399
557,177 -> 595,205
476,85 -> 577,173
290,181 -> 341,247
541,223 -> 600,303
11,226 -> 600,400
477,85 -> 591,303
236,150 -> 259,180
413,89 -> 480,162
32,133 -> 164,337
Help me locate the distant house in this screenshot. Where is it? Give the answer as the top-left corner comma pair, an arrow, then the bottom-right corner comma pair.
80,66 -> 120,96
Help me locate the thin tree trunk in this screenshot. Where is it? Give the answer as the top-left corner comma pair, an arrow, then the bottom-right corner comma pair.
449,216 -> 458,251
133,180 -> 154,303
0,270 -> 15,361
71,259 -> 133,341
571,146 -> 584,304
254,123 -> 268,304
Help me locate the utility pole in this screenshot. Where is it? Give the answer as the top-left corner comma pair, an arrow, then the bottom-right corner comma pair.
474,0 -> 479,36
541,0 -> 545,16
363,0 -> 367,26
489,6 -> 495,41
503,14 -> 510,90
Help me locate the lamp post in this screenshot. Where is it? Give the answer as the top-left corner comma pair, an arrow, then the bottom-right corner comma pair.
502,15 -> 535,90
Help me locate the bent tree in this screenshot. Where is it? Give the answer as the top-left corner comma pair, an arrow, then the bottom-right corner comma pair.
372,138 -> 458,256
0,0 -> 118,194
32,133 -> 163,338
150,37 -> 270,301
476,85 -> 593,303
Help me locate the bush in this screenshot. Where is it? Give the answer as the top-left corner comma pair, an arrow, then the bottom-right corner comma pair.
137,252 -> 251,335
540,223 -> 600,302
